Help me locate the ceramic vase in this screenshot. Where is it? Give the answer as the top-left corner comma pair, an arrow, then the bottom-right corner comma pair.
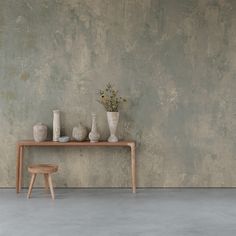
72,123 -> 88,141
107,112 -> 119,142
33,123 -> 47,142
53,110 -> 60,141
89,113 -> 100,142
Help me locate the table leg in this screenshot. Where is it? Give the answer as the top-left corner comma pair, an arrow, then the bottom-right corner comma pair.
27,174 -> 36,199
18,146 -> 24,192
44,174 -> 49,192
130,144 -> 136,193
16,145 -> 20,193
48,174 -> 55,200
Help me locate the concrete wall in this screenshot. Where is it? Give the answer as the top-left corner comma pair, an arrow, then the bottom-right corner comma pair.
1,0 -> 236,187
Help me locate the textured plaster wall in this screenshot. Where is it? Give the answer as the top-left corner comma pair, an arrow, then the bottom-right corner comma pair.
1,0 -> 236,187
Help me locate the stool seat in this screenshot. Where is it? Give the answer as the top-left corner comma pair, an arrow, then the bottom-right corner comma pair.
28,164 -> 58,174
27,164 -> 58,200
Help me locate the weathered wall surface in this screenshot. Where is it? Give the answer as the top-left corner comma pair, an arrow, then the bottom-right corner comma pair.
1,0 -> 236,187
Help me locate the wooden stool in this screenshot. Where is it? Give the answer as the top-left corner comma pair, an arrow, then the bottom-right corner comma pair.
27,164 -> 58,200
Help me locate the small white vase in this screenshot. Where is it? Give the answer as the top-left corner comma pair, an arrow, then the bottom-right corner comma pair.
53,110 -> 60,141
107,112 -> 119,142
89,113 -> 100,142
72,123 -> 88,141
33,123 -> 47,142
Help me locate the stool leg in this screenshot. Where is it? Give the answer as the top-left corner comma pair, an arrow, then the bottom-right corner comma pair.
48,174 -> 55,200
44,174 -> 49,192
27,174 -> 36,199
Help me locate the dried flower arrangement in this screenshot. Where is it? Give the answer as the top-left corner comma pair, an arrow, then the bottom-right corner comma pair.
97,83 -> 126,112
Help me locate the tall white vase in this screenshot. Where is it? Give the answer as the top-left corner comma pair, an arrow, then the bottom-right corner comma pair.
53,110 -> 60,141
107,112 -> 119,142
89,113 -> 100,142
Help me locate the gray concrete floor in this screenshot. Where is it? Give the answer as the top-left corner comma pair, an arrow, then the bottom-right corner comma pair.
0,189 -> 236,236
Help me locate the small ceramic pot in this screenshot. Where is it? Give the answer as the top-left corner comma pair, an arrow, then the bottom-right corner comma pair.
72,123 -> 88,141
33,123 -> 47,142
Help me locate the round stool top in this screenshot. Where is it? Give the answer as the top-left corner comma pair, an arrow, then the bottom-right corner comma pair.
28,164 -> 58,174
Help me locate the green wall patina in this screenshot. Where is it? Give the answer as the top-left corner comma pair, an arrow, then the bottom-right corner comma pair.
1,0 -> 236,187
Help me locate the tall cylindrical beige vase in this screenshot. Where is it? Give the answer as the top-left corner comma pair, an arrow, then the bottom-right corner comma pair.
53,110 -> 60,141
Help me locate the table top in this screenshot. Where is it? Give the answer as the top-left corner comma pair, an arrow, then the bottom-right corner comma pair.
17,140 -> 135,147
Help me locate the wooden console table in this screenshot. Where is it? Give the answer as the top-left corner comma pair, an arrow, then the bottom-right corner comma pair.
16,140 -> 136,193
